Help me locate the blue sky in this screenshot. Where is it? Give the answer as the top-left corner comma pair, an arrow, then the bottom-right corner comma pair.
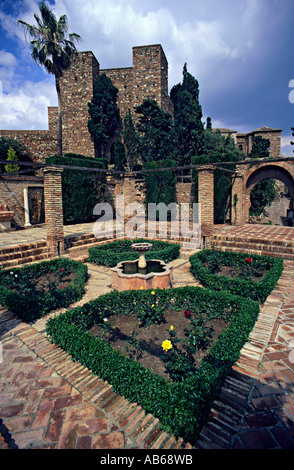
0,0 -> 293,155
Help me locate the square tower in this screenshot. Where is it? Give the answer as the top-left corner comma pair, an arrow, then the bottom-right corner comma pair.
132,45 -> 173,116
59,51 -> 100,157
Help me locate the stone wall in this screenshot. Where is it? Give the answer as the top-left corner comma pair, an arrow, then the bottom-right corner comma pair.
57,51 -> 100,158
0,129 -> 58,164
232,161 -> 294,225
0,175 -> 44,228
1,45 -> 173,164
46,44 -> 173,160
236,126 -> 282,157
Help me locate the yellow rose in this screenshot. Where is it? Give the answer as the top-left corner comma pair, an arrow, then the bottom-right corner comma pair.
162,340 -> 172,352
170,325 -> 174,330
152,304 -> 154,308
151,291 -> 155,295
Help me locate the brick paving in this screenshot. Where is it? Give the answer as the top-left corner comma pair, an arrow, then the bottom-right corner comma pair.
0,226 -> 294,449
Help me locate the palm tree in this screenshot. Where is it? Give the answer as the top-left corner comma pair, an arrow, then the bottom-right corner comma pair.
18,2 -> 82,155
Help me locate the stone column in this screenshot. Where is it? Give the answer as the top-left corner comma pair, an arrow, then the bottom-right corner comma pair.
23,187 -> 31,227
43,166 -> 64,255
197,165 -> 214,246
231,170 -> 245,225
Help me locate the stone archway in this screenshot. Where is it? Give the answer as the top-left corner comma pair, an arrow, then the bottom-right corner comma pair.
246,165 -> 294,224
231,161 -> 294,225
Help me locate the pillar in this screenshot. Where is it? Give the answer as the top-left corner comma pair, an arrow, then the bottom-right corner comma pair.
23,187 -> 31,227
43,166 -> 64,255
197,165 -> 214,246
231,170 -> 245,225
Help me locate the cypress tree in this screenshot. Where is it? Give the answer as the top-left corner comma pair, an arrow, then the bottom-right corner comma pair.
170,63 -> 204,166
88,73 -> 120,158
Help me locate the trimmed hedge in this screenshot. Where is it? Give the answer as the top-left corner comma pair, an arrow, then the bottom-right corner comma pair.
46,153 -> 108,224
88,239 -> 180,267
0,258 -> 88,322
46,286 -> 259,443
189,249 -> 283,303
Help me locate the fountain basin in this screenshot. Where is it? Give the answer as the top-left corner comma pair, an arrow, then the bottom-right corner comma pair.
111,259 -> 173,291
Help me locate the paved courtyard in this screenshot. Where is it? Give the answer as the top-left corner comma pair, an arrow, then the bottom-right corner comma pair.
0,223 -> 294,449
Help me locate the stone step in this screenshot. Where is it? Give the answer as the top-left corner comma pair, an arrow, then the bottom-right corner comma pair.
0,246 -> 48,263
212,234 -> 294,259
211,241 -> 294,260
212,235 -> 294,248
212,238 -> 294,253
1,251 -> 53,269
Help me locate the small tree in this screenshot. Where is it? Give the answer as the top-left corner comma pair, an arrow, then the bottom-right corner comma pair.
5,147 -> 20,173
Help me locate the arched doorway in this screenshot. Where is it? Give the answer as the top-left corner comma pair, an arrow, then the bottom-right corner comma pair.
246,165 -> 294,225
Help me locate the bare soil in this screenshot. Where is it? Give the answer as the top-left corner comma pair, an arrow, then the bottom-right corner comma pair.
8,271 -> 77,294
205,264 -> 268,282
90,310 -> 228,382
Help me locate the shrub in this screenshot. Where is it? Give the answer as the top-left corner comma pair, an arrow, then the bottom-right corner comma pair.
189,249 -> 283,303
46,153 -> 108,224
46,286 -> 259,443
88,239 -> 180,267
0,258 -> 88,322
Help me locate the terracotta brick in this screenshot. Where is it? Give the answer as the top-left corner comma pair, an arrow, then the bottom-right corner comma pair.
77,418 -> 109,436
92,431 -> 125,449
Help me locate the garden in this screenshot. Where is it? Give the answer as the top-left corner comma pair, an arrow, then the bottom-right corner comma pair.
0,257 -> 88,322
0,241 -> 283,444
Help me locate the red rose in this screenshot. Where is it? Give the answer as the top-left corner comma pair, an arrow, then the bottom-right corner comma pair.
246,258 -> 252,264
60,268 -> 64,272
184,310 -> 191,318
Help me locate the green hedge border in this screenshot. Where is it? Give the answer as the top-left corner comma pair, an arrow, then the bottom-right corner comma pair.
189,250 -> 283,303
0,258 -> 88,322
46,286 -> 260,443
88,239 -> 180,267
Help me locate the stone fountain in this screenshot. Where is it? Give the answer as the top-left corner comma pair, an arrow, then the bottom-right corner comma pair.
111,242 -> 173,291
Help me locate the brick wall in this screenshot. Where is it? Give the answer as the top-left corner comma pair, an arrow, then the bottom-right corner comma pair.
43,167 -> 64,254
197,166 -> 214,240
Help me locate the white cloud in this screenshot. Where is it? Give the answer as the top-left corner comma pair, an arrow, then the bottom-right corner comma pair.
281,135 -> 294,157
0,78 -> 56,130
0,0 -> 291,136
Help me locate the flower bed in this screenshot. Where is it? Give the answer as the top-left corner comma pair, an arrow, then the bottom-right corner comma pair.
189,249 -> 283,303
88,239 -> 180,267
0,258 -> 88,322
46,286 -> 259,443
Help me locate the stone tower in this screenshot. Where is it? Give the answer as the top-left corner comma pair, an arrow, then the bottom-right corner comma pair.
49,51 -> 100,157
48,44 -> 173,158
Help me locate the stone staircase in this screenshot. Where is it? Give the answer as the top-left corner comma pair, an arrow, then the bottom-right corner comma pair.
0,241 -> 53,269
211,232 -> 294,260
